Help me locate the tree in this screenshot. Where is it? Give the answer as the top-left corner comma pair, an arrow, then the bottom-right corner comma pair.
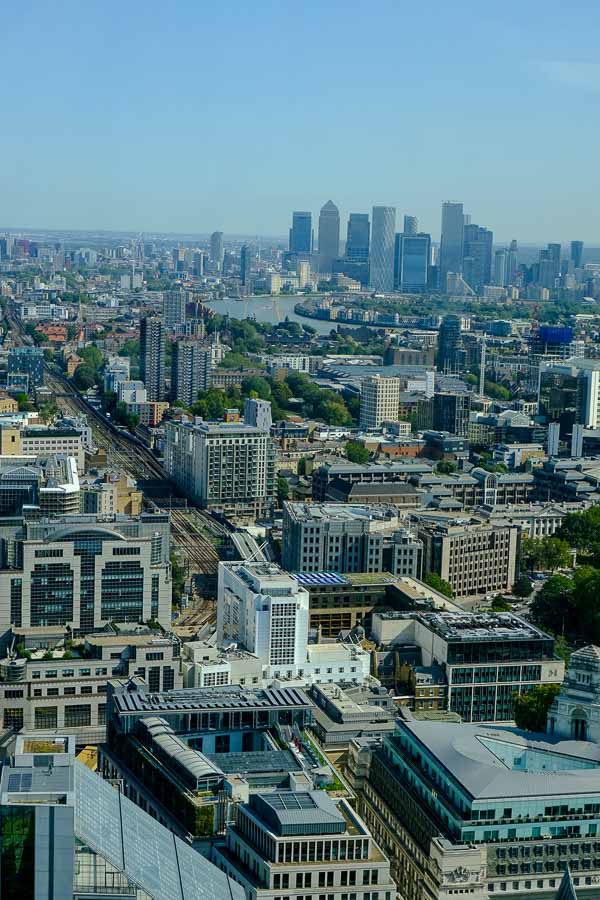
512,575 -> 533,598
15,392 -> 30,411
277,476 -> 290,504
513,684 -> 560,733
436,460 -> 457,475
491,594 -> 512,611
424,572 -> 454,599
345,441 -> 370,464
557,506 -> 600,555
530,575 -> 574,635
73,364 -> 96,391
540,537 -> 571,572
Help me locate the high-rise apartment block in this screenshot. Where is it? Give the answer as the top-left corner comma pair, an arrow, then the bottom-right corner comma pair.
244,397 -> 273,431
164,419 -> 276,520
210,230 -> 224,268
289,211 -> 312,254
171,340 -> 212,405
163,288 -> 187,326
433,391 -> 471,437
140,315 -> 165,401
436,314 -> 463,372
317,200 -> 340,272
439,201 -> 464,290
369,206 -> 396,291
0,512 -> 172,631
359,374 -> 401,429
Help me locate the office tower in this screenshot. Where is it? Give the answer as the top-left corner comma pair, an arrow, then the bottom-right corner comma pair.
289,211 -> 312,253
438,201 -> 464,290
539,242 -> 561,288
172,246 -> 186,272
163,288 -> 186,326
0,733 -> 243,900
140,316 -> 165,401
212,791 -> 395,900
436,314 -> 463,372
244,397 -> 272,430
462,224 -> 493,292
547,421 -> 560,457
369,206 -> 396,291
0,512 -> 171,631
164,419 -> 276,520
317,200 -> 340,272
493,248 -> 507,286
417,515 -> 518,597
346,213 -> 370,261
403,214 -> 418,235
395,233 -> 431,291
506,238 -> 518,284
282,501 -> 396,573
171,340 -> 212,405
359,374 -> 401,429
240,243 -> 251,286
217,561 -> 309,675
8,346 -> 44,388
571,423 -> 584,457
576,365 -> 600,428
210,230 -> 224,269
432,391 -> 471,436
571,240 -> 584,269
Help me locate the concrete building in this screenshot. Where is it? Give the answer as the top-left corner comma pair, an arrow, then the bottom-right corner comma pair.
244,397 -> 273,431
312,459 -> 432,501
416,513 -> 520,598
359,374 -> 401,429
0,512 -> 172,632
0,453 -> 79,516
117,379 -> 147,404
163,288 -> 186,326
212,790 -> 395,900
11,427 -> 86,473
164,419 -> 275,521
309,681 -> 397,749
140,315 -> 165,401
0,626 -> 182,742
358,717 -> 600,900
0,732 -> 243,900
171,340 -> 212,405
281,501 -> 399,574
217,561 -> 309,679
211,230 -> 225,268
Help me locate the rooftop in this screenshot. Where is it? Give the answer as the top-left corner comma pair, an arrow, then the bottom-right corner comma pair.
396,721 -> 600,800
249,790 -> 349,836
111,682 -> 312,716
417,611 -> 551,643
284,501 -> 399,524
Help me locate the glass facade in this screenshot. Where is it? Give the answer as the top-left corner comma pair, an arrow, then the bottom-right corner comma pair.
30,563 -> 74,626
101,560 -> 144,621
0,806 -> 35,900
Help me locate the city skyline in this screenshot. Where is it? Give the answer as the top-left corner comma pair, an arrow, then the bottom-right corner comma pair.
1,1 -> 599,241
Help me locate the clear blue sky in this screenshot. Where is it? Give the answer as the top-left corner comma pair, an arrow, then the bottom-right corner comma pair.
2,0 -> 599,242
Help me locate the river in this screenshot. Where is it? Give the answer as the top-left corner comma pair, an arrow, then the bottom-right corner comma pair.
203,295 -> 360,336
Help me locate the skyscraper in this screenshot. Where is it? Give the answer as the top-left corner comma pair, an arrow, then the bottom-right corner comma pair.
462,224 -> 493,293
240,243 -> 251,286
346,213 -> 370,261
163,288 -> 186,326
436,314 -> 463,372
395,233 -> 431,291
369,206 -> 396,292
439,202 -> 465,291
171,340 -> 212,405
493,248 -> 507,286
506,239 -> 518,285
289,211 -> 312,253
140,315 -> 165,401
403,215 -> 418,235
210,231 -> 224,269
571,240 -> 584,269
317,200 -> 340,272
359,374 -> 401,429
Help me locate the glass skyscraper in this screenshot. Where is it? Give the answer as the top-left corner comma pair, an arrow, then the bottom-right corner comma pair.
369,206 -> 396,292
346,213 -> 370,261
289,211 -> 312,253
439,201 -> 465,291
317,200 -> 340,272
395,233 -> 431,291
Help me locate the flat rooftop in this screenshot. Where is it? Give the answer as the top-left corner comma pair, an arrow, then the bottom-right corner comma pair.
111,683 -> 312,715
418,611 -> 551,643
284,502 -> 398,523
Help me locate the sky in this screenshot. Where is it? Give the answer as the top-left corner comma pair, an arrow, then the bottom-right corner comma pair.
1,0 -> 600,242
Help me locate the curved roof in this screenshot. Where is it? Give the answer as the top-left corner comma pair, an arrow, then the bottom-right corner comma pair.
140,717 -> 223,784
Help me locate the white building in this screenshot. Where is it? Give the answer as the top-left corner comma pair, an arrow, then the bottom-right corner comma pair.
117,380 -> 147,404
217,561 -> 309,679
548,644 -> 600,741
359,375 -> 401,429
